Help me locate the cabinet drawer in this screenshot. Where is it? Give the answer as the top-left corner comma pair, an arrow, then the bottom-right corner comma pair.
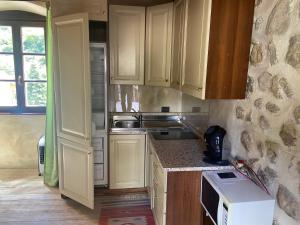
94,164 -> 104,181
154,161 -> 164,181
92,137 -> 104,150
153,176 -> 164,196
153,194 -> 167,225
153,157 -> 166,192
94,151 -> 104,164
153,178 -> 167,213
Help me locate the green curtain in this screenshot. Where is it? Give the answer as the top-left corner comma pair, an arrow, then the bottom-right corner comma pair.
44,6 -> 58,187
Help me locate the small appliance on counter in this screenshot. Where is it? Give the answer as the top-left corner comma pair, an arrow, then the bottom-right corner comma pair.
200,169 -> 275,225
204,125 -> 229,165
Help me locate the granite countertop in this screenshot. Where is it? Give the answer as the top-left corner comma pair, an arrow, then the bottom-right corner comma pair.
149,134 -> 233,172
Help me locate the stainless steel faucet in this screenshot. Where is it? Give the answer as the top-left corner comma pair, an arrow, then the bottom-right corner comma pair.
131,108 -> 142,122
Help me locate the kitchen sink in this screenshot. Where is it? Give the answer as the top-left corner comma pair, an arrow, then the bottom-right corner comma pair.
113,120 -> 141,128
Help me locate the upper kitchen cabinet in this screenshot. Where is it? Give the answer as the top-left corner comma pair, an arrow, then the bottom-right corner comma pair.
145,3 -> 173,87
174,0 -> 255,99
51,0 -> 108,21
109,5 -> 145,85
170,0 -> 186,90
181,0 -> 211,99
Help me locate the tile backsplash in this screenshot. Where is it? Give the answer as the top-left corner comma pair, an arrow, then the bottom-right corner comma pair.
109,84 -> 210,113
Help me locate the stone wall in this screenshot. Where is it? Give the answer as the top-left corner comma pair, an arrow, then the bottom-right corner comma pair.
209,0 -> 300,224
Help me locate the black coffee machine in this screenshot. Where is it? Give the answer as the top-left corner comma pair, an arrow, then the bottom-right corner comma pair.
203,125 -> 229,165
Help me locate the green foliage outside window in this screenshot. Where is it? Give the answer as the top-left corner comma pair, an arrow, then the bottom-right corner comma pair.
23,33 -> 45,53
23,32 -> 47,107
0,26 -> 13,52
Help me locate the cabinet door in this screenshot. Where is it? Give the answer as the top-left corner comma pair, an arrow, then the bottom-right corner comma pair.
109,135 -> 145,189
57,138 -> 94,209
54,13 -> 91,145
109,5 -> 145,85
145,3 -> 173,87
170,0 -> 187,90
53,13 -> 94,209
181,0 -> 212,99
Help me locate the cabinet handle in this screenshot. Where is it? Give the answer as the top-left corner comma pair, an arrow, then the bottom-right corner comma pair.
87,152 -> 92,155
165,79 -> 169,82
177,81 -> 180,85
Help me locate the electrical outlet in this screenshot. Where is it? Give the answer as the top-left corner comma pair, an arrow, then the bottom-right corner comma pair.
192,107 -> 201,113
161,106 -> 170,112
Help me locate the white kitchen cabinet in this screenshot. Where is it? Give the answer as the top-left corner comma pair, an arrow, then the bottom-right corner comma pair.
54,13 -> 108,209
149,142 -> 167,225
145,3 -> 173,87
181,0 -> 212,99
109,5 -> 145,85
109,134 -> 146,189
54,13 -> 94,209
170,0 -> 187,90
171,0 -> 254,99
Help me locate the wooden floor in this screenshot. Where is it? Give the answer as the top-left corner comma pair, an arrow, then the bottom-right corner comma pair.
0,169 -> 149,225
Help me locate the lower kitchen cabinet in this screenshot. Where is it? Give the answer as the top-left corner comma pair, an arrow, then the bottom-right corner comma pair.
109,134 -> 146,189
150,150 -> 167,225
166,171 -> 203,225
149,141 -> 203,225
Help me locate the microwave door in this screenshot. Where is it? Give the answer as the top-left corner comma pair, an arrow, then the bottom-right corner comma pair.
201,176 -> 220,225
217,200 -> 223,225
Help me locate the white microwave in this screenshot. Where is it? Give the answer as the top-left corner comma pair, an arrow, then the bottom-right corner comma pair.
200,170 -> 275,225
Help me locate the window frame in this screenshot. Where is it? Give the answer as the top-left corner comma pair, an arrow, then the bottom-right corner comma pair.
0,20 -> 47,114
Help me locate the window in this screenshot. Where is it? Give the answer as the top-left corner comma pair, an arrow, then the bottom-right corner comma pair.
0,21 -> 46,114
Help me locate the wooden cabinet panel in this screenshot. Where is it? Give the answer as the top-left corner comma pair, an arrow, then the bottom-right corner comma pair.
166,171 -> 203,225
109,5 -> 145,85
109,135 -> 145,189
170,0 -> 186,90
172,0 -> 254,99
205,0 -> 255,99
182,0 -> 212,99
145,3 -> 173,87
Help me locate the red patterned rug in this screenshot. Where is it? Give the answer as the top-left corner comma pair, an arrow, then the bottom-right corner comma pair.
99,205 -> 155,225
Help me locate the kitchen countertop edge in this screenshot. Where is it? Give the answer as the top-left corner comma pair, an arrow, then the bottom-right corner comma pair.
148,133 -> 233,172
